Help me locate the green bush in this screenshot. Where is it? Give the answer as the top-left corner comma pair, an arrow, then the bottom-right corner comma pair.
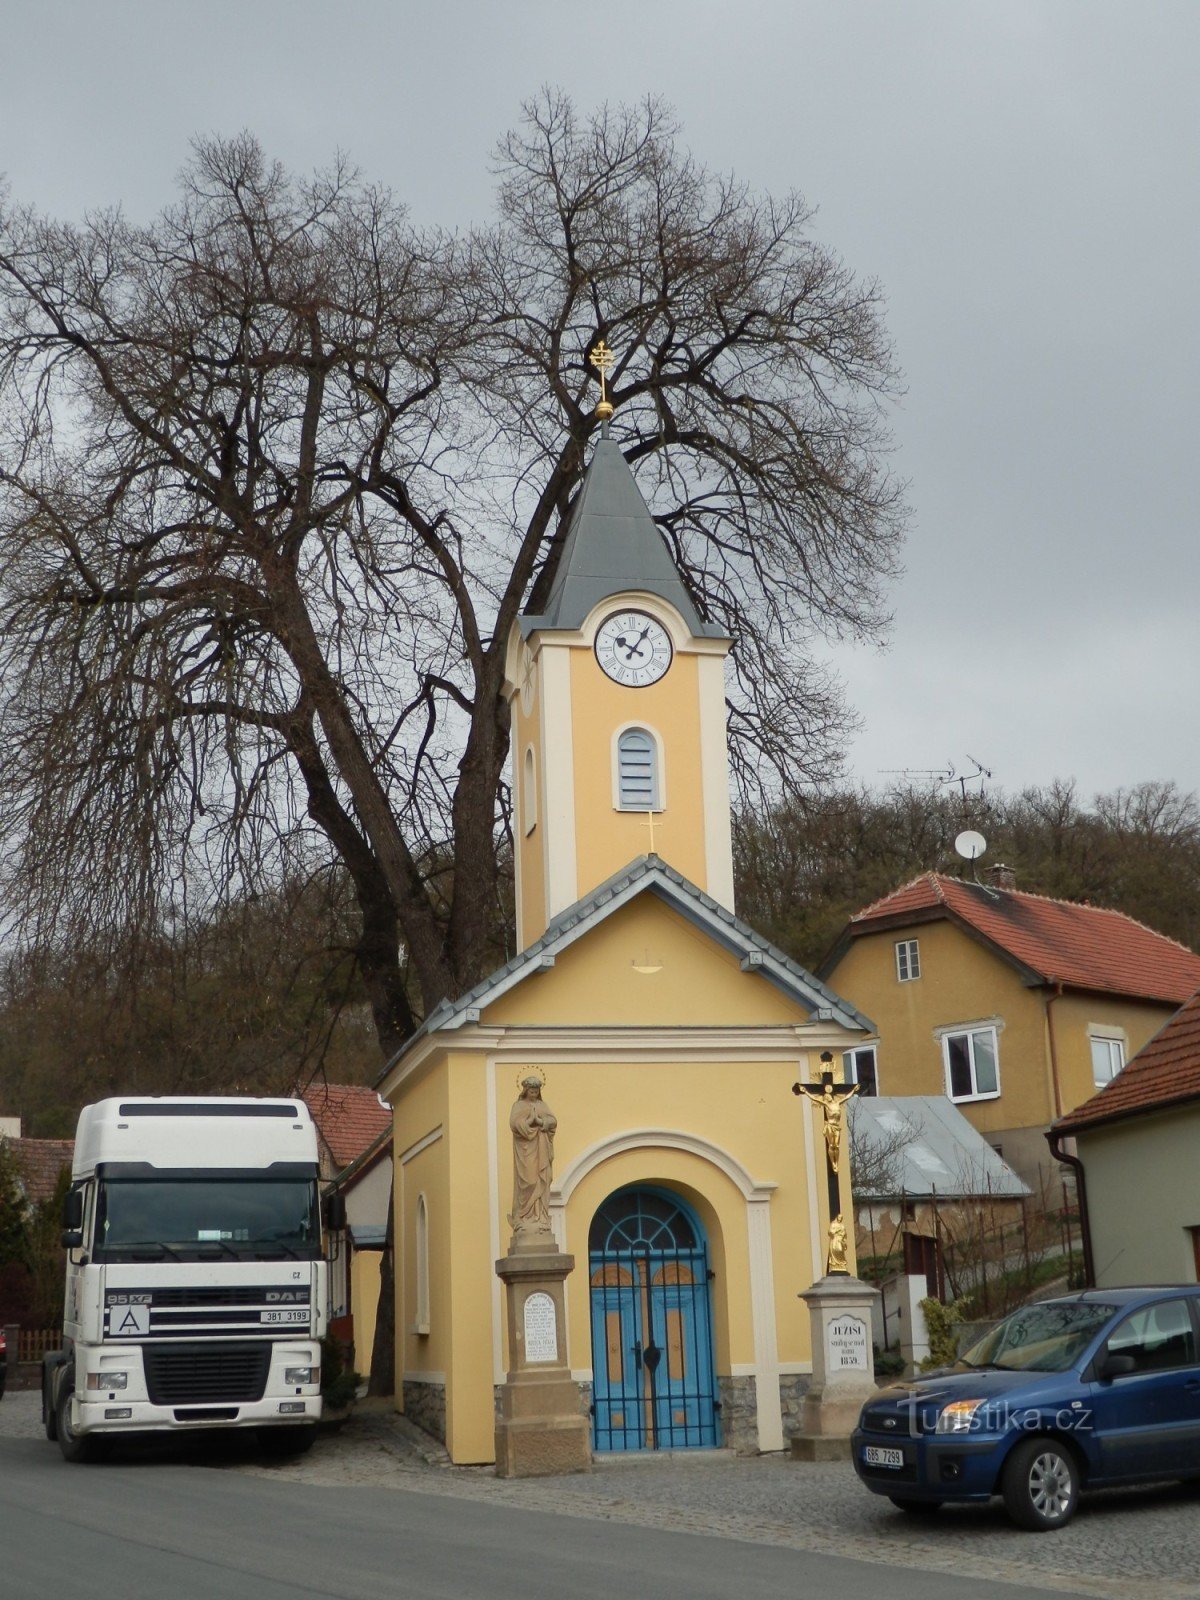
320,1332 -> 360,1410
873,1345 -> 906,1379
919,1297 -> 962,1371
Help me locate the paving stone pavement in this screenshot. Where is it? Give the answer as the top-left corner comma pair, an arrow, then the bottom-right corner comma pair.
5,1392 -> 1199,1598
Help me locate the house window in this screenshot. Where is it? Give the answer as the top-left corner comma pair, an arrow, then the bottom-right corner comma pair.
415,1193 -> 430,1335
895,939 -> 920,982
942,1025 -> 1001,1101
1090,1035 -> 1125,1088
522,746 -> 537,836
616,727 -> 660,810
842,1047 -> 878,1096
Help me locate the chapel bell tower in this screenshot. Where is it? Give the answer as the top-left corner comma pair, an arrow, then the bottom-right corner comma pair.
505,344 -> 735,951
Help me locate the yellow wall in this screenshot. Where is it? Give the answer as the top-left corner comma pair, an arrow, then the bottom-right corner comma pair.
487,897 -> 806,1030
350,1250 -> 382,1378
568,647 -> 709,895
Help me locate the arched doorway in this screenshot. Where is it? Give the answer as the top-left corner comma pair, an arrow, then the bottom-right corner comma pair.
588,1186 -> 720,1452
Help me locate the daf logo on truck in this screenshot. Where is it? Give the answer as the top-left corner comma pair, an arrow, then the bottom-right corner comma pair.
42,1097 -> 328,1463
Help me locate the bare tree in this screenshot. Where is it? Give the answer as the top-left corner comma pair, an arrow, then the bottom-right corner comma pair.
0,94 -> 904,1055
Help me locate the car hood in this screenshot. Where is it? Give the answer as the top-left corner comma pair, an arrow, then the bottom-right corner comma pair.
871,1367 -> 1070,1414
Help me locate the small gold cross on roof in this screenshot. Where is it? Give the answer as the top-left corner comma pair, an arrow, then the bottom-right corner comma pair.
640,809 -> 662,854
589,339 -> 615,420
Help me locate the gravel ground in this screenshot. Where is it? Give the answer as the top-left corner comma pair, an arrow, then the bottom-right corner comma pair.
6,1390 -> 1199,1599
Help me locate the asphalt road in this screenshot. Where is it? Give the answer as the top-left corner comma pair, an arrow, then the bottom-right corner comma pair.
0,1430 -> 1072,1600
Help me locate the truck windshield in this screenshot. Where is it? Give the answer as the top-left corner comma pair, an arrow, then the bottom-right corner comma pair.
959,1301 -> 1116,1373
95,1176 -> 321,1261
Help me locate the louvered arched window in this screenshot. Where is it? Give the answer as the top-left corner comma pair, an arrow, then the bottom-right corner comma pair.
616,727 -> 660,810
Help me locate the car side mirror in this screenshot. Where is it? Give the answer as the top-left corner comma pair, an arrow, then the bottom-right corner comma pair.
61,1229 -> 84,1250
1098,1351 -> 1137,1381
62,1188 -> 84,1231
322,1192 -> 347,1232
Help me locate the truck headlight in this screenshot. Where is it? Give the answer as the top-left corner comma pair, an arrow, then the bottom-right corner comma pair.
935,1398 -> 986,1433
285,1365 -> 319,1386
87,1371 -> 128,1390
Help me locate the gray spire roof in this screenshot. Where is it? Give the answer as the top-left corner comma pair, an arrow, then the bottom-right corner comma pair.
520,434 -> 726,639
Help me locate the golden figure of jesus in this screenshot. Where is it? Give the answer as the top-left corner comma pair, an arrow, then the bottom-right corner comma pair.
796,1080 -> 860,1174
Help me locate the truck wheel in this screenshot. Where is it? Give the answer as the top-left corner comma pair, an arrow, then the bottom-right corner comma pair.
43,1372 -> 58,1441
257,1425 -> 317,1456
56,1368 -> 96,1464
1001,1437 -> 1079,1531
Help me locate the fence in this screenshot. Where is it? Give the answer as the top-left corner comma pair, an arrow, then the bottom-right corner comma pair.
15,1328 -> 58,1363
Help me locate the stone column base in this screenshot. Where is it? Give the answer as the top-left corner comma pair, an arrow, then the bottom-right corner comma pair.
495,1412 -> 592,1478
494,1238 -> 592,1479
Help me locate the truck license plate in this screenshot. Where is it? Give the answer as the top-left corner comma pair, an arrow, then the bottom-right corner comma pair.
260,1309 -> 308,1325
863,1446 -> 904,1468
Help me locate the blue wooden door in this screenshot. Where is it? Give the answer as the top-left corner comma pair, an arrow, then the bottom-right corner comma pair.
589,1188 -> 720,1452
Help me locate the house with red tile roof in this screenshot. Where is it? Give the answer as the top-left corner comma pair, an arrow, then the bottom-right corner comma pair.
5,1136 -> 75,1208
818,866 -> 1200,1187
1050,992 -> 1200,1287
299,1081 -> 391,1179
298,1082 -> 392,1378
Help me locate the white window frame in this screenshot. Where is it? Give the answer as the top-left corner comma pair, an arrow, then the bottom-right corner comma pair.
937,1020 -> 1003,1103
522,745 -> 537,836
842,1046 -> 879,1096
414,1193 -> 430,1336
895,939 -> 921,982
1088,1032 -> 1126,1088
611,722 -> 666,812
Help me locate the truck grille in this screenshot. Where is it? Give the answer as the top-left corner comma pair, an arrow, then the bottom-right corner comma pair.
105,1284 -> 311,1338
143,1341 -> 271,1405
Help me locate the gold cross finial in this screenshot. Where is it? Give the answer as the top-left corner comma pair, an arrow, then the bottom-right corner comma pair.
589,339 -> 615,421
640,809 -> 661,854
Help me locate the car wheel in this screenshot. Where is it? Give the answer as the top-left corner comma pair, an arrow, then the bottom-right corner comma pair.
1001,1437 -> 1079,1531
56,1368 -> 96,1464
888,1495 -> 943,1515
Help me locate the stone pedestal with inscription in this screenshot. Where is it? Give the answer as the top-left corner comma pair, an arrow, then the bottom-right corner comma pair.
790,1273 -> 879,1462
494,1234 -> 592,1478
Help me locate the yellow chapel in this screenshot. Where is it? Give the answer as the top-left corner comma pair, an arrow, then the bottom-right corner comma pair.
377,406 -> 876,1464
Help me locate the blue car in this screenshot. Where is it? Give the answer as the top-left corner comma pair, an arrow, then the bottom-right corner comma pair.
853,1287 -> 1200,1530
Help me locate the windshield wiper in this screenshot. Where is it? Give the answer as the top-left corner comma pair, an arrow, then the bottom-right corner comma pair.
258,1237 -> 302,1259
196,1238 -> 242,1261
120,1241 -> 182,1261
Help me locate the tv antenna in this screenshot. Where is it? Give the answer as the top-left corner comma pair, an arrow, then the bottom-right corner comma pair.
880,755 -> 993,817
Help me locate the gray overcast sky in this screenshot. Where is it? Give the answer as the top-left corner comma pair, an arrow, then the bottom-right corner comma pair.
4,1 -> 1196,802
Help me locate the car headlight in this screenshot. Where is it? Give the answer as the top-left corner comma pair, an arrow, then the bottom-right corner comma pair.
935,1398 -> 987,1433
285,1365 -> 319,1386
87,1371 -> 128,1390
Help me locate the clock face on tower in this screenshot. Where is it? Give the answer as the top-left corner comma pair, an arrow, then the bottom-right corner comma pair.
594,610 -> 674,687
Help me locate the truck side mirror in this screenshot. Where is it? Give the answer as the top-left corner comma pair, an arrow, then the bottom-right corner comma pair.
62,1187 -> 85,1245
62,1188 -> 84,1230
322,1192 -> 347,1232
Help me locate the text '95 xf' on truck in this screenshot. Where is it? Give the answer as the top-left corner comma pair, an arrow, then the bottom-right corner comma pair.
43,1097 -> 338,1462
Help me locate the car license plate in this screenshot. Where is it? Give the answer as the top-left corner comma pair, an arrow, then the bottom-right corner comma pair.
863,1445 -> 904,1469
260,1309 -> 308,1325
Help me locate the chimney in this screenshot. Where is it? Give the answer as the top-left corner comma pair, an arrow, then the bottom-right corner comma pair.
986,863 -> 1017,892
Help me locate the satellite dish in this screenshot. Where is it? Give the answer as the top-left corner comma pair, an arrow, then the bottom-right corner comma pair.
955,830 -> 987,862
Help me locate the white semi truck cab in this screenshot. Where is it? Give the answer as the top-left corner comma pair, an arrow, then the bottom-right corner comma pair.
44,1097 -> 330,1461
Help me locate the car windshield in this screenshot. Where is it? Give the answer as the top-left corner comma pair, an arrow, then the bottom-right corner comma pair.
960,1301 -> 1116,1373
95,1176 -> 320,1261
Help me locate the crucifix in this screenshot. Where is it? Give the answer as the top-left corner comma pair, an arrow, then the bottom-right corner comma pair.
639,809 -> 663,855
589,338 -> 615,423
792,1051 -> 860,1275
